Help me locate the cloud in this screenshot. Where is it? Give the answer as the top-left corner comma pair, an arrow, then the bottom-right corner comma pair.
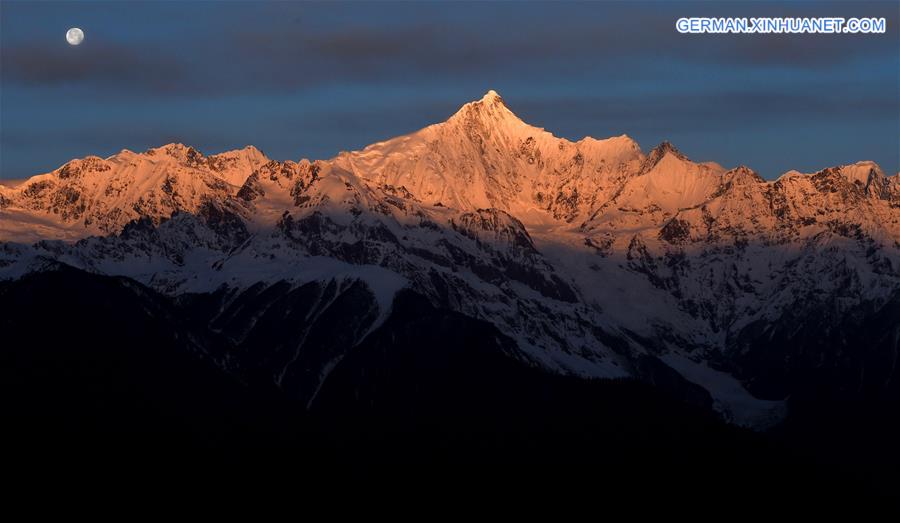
1,42 -> 187,92
682,32 -> 896,69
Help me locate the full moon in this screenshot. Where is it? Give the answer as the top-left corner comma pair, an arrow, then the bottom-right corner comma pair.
66,27 -> 84,46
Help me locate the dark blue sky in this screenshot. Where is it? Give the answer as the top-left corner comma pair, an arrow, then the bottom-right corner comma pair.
1,1 -> 897,180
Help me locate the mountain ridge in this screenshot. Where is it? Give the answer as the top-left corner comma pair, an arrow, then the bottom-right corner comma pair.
1,90 -> 898,428
1,90 -> 895,236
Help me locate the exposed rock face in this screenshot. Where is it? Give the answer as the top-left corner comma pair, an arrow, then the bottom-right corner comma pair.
1,90 -> 897,428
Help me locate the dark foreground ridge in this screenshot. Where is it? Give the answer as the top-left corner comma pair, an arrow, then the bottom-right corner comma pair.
2,266 -> 898,505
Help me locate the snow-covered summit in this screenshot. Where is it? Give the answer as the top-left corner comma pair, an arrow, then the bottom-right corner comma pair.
340,90 -> 648,222
447,88 -> 520,127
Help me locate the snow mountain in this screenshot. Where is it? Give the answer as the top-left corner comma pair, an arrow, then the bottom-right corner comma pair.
0,143 -> 268,242
2,90 -> 898,427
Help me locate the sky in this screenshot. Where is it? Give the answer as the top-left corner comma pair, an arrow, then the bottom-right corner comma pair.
1,0 -> 897,180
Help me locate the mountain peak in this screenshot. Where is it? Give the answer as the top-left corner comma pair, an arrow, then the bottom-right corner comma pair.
653,141 -> 684,157
150,142 -> 189,152
836,161 -> 890,198
724,165 -> 764,184
142,143 -> 198,161
446,89 -> 534,136
638,140 -> 690,174
481,89 -> 503,104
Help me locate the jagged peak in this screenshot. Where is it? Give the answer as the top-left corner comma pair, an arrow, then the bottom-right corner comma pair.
134,143 -> 269,176
55,155 -> 111,179
207,145 -> 269,165
20,142 -> 270,191
147,142 -> 191,154
212,144 -> 264,157
727,164 -> 756,175
481,89 -> 504,104
137,143 -> 203,164
782,163 -> 890,200
778,161 -> 884,180
638,140 -> 690,174
723,165 -> 764,184
840,160 -> 884,177
112,148 -> 135,157
448,89 -> 528,130
653,141 -> 686,159
833,161 -> 890,198
776,169 -> 805,181
578,133 -> 639,147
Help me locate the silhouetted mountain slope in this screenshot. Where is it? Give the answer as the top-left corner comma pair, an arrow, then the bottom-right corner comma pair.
0,267 -> 297,458
2,267 -> 897,505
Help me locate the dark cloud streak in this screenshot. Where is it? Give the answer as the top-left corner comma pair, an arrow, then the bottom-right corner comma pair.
2,42 -> 186,92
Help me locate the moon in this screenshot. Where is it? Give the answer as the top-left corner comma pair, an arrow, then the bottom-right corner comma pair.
66,27 -> 84,46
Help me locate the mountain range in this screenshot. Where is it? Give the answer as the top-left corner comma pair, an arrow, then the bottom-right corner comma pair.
2,90 -> 898,435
